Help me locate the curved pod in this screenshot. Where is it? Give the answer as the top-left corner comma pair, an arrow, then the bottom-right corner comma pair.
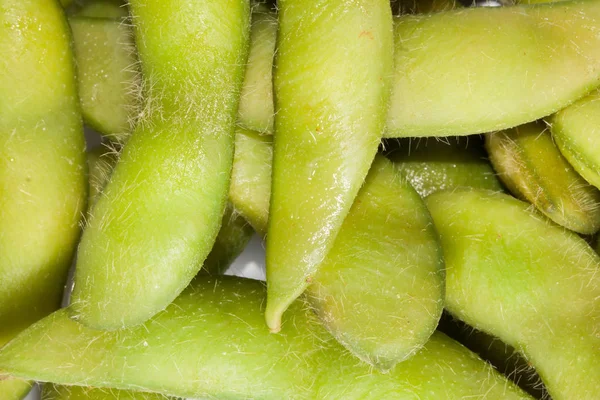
266,0 -> 394,331
0,0 -> 86,360
231,132 -> 444,370
551,90 -> 600,190
385,0 -> 600,137
486,122 -> 600,234
426,190 -> 600,400
0,277 -> 530,400
70,0 -> 251,329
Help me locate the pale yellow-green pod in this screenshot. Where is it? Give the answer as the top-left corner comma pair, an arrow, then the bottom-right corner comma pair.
486,122 -> 600,234
385,0 -> 600,137
0,0 -> 87,356
427,189 -> 600,400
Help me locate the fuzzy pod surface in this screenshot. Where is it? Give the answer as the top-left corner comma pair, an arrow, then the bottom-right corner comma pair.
0,276 -> 530,400
387,136 -> 503,197
385,0 -> 600,137
69,17 -> 139,142
265,0 -> 394,331
486,122 -> 600,234
70,0 -> 251,329
0,0 -> 87,361
551,89 -> 600,191
230,132 -> 444,370
426,189 -> 600,400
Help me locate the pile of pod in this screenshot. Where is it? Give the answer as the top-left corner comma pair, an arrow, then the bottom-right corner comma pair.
1,0 -> 599,399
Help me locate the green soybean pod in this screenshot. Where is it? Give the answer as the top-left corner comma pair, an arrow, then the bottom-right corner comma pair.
237,5 -> 276,134
550,90 -> 600,190
266,0 -> 394,332
0,378 -> 31,400
87,145 -> 253,277
387,137 -> 503,197
385,0 -> 600,137
306,156 -> 444,371
229,127 -> 272,234
486,122 -> 600,234
0,276 -> 531,400
70,0 -> 251,330
69,17 -> 139,142
439,315 -> 547,399
230,131 -> 444,370
42,384 -> 174,400
0,0 -> 86,362
426,189 -> 600,400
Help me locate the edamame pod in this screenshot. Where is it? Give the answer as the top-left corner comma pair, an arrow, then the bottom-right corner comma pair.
307,156 -> 444,371
385,0 -> 600,137
70,0 -> 251,329
229,127 -> 272,234
387,136 -> 503,197
486,122 -> 600,234
87,145 -> 253,277
0,378 -> 31,400
550,90 -> 600,190
0,276 -> 531,400
237,5 -> 276,134
70,17 -> 139,141
70,9 -> 273,139
0,1 -> 86,397
426,189 -> 600,400
231,132 -> 444,370
42,384 -> 173,400
439,315 -> 547,399
0,0 -> 86,359
266,0 -> 394,332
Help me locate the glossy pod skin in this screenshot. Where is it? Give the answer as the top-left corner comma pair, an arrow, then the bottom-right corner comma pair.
0,0 -> 86,389
387,137 -> 503,197
385,0 -> 600,137
426,190 -> 600,400
69,17 -> 139,141
266,0 -> 394,331
70,0 -> 251,330
0,276 -> 530,400
486,122 -> 600,234
550,90 -> 600,190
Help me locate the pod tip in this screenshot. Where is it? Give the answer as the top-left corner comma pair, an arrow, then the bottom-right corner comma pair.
265,304 -> 283,333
